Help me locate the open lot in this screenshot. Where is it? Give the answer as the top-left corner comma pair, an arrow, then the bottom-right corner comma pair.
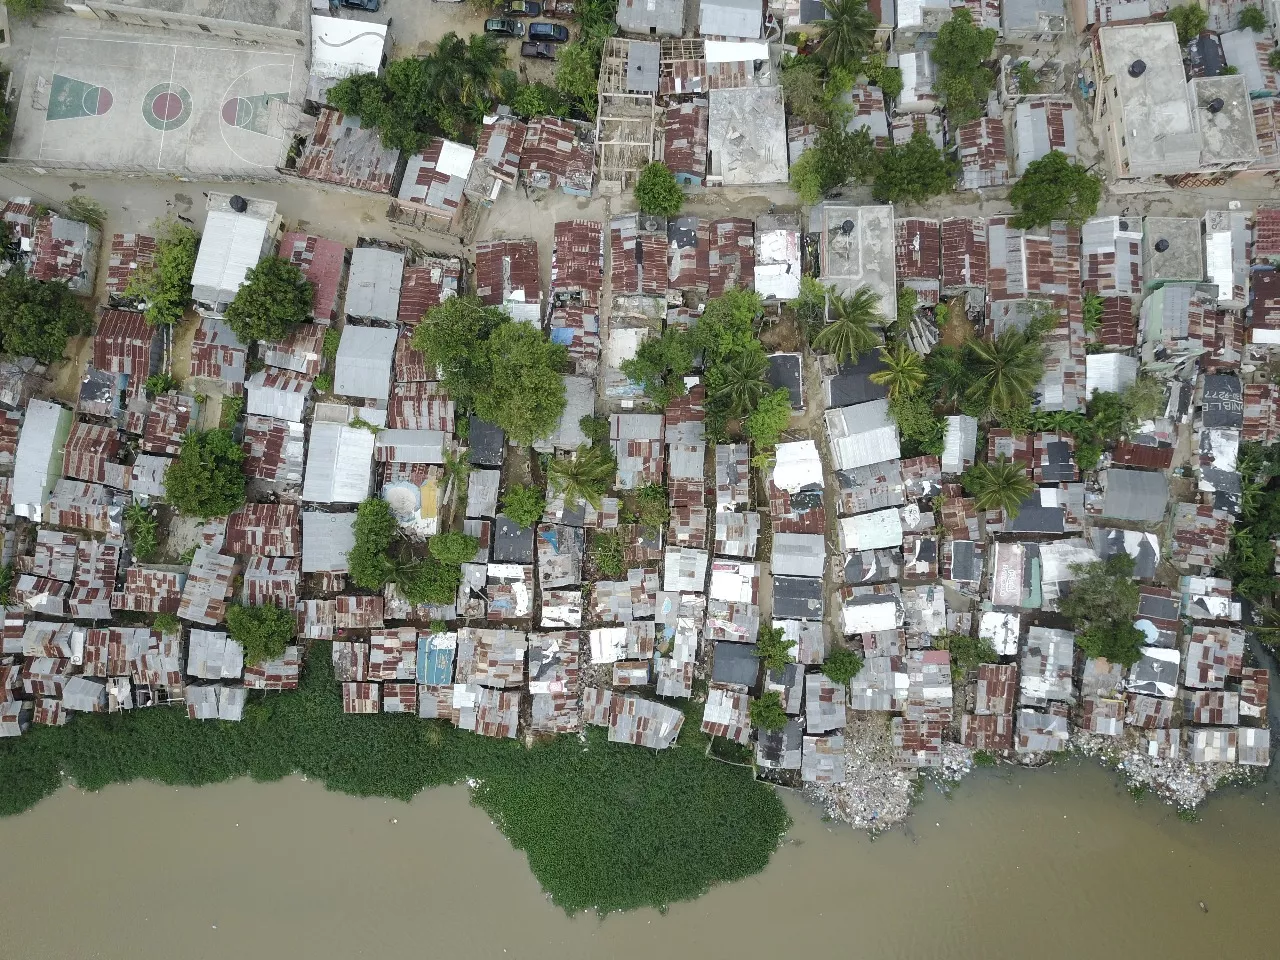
7,30 -> 303,176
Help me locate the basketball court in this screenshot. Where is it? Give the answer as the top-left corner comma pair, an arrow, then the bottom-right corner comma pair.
8,31 -> 303,176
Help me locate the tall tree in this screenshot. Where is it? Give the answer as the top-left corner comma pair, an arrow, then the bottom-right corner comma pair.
815,0 -> 877,71
411,296 -> 508,408
925,344 -> 971,410
0,269 -> 93,364
475,323 -> 567,444
1009,150 -> 1102,228
1057,554 -> 1144,666
125,221 -> 198,326
931,9 -> 997,125
872,131 -> 958,203
164,429 -> 246,518
961,457 -> 1035,516
223,257 -> 312,344
965,328 -> 1044,414
812,285 -> 882,365
870,342 -> 927,399
634,162 -> 684,217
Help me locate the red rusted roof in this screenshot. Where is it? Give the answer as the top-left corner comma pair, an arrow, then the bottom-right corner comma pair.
296,107 -> 399,194
1252,269 -> 1280,337
474,239 -> 541,307
519,117 -> 593,194
1110,441 -> 1174,470
93,309 -> 153,376
63,420 -> 119,483
940,217 -> 987,290
278,232 -> 346,322
394,333 -> 432,383
668,216 -> 709,291
895,217 -> 941,299
956,118 -> 1008,189
473,113 -> 526,186
106,233 -> 156,300
708,218 -> 754,298
142,392 -> 195,456
663,100 -> 708,181
30,214 -> 93,287
1096,295 -> 1137,348
552,220 -> 605,304
225,503 -> 301,557
1243,382 -> 1279,443
398,258 -> 462,327
611,215 -> 667,296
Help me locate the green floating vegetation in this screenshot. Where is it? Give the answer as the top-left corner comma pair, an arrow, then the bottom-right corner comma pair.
0,644 -> 790,914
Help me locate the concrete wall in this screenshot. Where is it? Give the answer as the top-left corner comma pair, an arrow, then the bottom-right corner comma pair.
65,2 -> 308,49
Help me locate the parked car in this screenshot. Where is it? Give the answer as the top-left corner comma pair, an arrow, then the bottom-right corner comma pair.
520,41 -> 557,60
505,1 -> 543,15
484,17 -> 525,38
527,22 -> 570,42
339,0 -> 381,10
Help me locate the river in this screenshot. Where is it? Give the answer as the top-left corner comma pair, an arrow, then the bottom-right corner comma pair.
1,762 -> 1277,960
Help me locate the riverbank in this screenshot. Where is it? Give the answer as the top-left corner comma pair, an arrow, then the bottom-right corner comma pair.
0,643 -> 789,914
3,760 -> 1279,960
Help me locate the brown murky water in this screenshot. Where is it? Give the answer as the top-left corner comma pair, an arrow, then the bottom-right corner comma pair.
1,761 -> 1278,960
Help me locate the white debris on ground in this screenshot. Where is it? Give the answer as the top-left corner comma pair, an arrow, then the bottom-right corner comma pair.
1073,730 -> 1250,809
807,717 -> 912,832
937,742 -> 975,783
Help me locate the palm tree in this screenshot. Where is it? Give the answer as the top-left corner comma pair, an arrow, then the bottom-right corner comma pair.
549,444 -> 616,509
964,329 -> 1045,414
815,0 -> 878,71
710,349 -> 770,419
925,345 -> 969,410
459,33 -> 509,112
961,457 -> 1035,517
870,342 -> 926,400
812,285 -> 882,365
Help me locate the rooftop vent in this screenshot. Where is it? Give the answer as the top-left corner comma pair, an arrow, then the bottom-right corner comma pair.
840,219 -> 855,235
1128,60 -> 1146,79
228,195 -> 248,213
1208,98 -> 1225,114
1154,238 -> 1169,253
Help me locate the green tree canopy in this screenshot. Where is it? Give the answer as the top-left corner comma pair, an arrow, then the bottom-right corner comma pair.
556,39 -> 605,118
0,269 -> 93,364
1009,150 -> 1102,228
634,162 -> 684,217
502,483 -> 547,528
511,82 -> 567,120
872,131 -> 957,203
815,0 -> 877,71
223,256 -> 312,344
347,498 -> 398,590
812,285 -> 882,365
744,388 -> 793,450
164,429 -> 246,518
397,556 -> 462,606
327,34 -> 512,149
1057,554 -> 1144,666
427,531 -> 480,566
789,126 -> 878,204
756,626 -> 793,673
965,328 -> 1045,414
960,457 -> 1034,516
226,603 -> 295,666
413,297 -> 566,444
822,645 -> 864,686
870,342 -> 927,400
550,444 -> 617,509
748,692 -> 788,731
1167,4 -> 1208,42
621,326 -> 695,406
931,9 -> 997,125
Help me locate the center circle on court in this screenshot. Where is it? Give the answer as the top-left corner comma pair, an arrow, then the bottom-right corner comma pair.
142,83 -> 193,131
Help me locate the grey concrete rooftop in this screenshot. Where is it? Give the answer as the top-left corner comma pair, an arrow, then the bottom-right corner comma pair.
1142,217 -> 1205,286
810,203 -> 897,317
1189,75 -> 1260,167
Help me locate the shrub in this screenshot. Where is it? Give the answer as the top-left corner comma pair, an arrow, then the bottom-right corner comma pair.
125,221 -> 198,326
756,625 -> 792,673
822,645 -> 864,686
152,612 -> 181,635
748,692 -> 788,731
1167,3 -> 1208,42
144,372 -> 176,398
590,530 -> 625,577
124,502 -> 159,560
224,257 -> 312,344
744,388 -> 793,450
428,531 -> 480,566
65,195 -> 107,229
579,414 -> 610,445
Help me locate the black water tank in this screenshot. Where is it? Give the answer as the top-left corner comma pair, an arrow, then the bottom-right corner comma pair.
1119,220 -> 1130,231
1155,238 -> 1170,253
841,219 -> 855,235
1128,60 -> 1146,78
228,195 -> 248,213
1208,98 -> 1225,113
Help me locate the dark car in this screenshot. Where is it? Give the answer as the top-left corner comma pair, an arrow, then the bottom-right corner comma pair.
520,41 -> 557,59
339,0 -> 381,10
484,17 -> 525,37
505,1 -> 543,15
527,22 -> 570,42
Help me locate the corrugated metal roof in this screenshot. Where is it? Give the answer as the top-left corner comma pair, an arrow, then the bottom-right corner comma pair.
302,421 -> 375,504
191,210 -> 268,309
278,234 -> 347,322
825,399 -> 900,471
333,325 -> 397,401
296,108 -> 400,195
346,248 -> 405,323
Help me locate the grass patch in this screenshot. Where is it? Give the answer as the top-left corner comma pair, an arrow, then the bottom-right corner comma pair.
0,643 -> 789,913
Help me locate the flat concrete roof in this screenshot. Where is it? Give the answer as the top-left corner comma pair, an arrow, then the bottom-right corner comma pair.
1143,217 -> 1204,285
7,30 -> 302,176
707,86 -> 788,186
1189,75 -> 1259,166
811,203 -> 897,317
1098,22 -> 1199,177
